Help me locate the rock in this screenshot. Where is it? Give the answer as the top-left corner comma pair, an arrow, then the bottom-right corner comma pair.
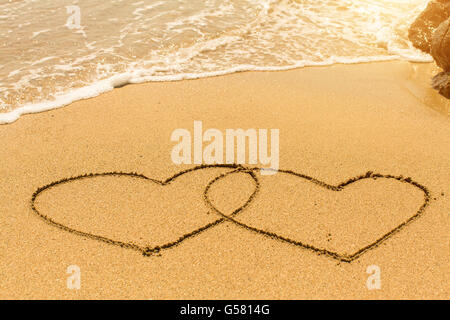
431,71 -> 450,98
431,18 -> 450,71
408,0 -> 450,53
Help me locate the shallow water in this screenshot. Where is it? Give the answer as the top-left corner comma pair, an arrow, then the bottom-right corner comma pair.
0,0 -> 431,123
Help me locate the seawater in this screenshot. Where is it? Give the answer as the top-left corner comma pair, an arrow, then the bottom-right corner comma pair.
0,0 -> 431,123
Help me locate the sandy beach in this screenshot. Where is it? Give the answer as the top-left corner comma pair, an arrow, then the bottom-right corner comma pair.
0,61 -> 449,299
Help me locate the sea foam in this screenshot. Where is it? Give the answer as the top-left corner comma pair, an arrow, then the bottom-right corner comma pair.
0,0 -> 432,124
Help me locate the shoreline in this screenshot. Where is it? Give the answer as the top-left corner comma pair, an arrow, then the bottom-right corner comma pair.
0,58 -> 440,125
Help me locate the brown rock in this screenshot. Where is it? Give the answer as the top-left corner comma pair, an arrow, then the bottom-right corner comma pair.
431,18 -> 450,71
408,0 -> 450,54
431,71 -> 450,98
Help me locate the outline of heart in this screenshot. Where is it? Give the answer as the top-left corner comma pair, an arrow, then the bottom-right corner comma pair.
31,165 -> 431,263
204,168 -> 431,263
30,164 -> 259,256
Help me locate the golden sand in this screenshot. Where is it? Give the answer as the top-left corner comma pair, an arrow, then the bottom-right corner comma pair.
0,61 -> 448,299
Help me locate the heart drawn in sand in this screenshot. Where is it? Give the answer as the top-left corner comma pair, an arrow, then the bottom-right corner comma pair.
204,168 -> 431,263
30,164 -> 258,256
31,165 -> 430,262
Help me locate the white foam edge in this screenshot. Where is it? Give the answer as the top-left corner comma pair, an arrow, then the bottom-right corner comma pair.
0,54 -> 432,125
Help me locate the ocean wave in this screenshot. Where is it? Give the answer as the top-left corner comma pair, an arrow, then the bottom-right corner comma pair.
0,0 -> 432,124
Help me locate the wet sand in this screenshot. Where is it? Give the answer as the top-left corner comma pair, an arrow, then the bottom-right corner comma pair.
0,61 -> 448,299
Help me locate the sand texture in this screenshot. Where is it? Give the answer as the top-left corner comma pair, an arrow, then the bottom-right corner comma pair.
0,61 -> 449,299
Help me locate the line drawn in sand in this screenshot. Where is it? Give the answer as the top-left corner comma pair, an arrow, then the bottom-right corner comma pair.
30,164 -> 431,263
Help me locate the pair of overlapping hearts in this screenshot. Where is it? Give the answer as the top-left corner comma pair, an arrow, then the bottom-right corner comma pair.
31,164 -> 430,263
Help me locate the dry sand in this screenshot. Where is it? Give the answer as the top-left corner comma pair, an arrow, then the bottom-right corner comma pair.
0,61 -> 449,299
